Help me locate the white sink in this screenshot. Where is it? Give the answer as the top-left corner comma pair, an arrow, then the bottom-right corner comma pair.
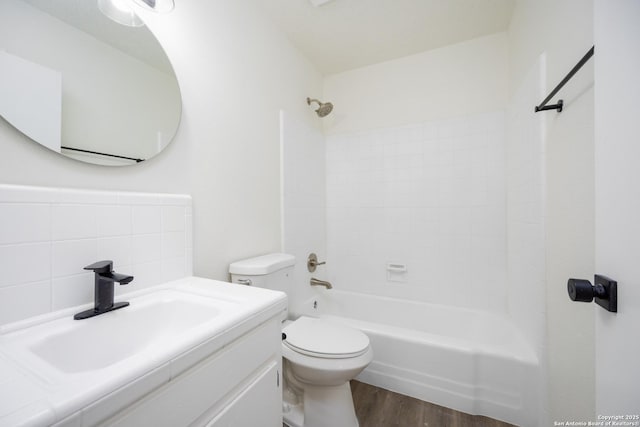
28,290 -> 223,373
0,278 -> 276,384
0,277 -> 288,427
0,287 -> 242,379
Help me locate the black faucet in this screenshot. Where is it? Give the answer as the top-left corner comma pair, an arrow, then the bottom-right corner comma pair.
74,260 -> 134,320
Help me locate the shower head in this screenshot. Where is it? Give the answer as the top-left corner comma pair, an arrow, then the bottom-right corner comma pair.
307,97 -> 334,118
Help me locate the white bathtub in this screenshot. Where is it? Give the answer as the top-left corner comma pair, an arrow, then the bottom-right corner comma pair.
291,290 -> 539,426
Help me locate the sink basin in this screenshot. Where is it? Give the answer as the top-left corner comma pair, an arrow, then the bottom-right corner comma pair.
0,286 -> 243,379
29,290 -> 223,373
0,276 -> 288,427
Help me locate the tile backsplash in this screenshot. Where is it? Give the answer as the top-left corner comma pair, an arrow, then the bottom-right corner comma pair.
0,184 -> 193,326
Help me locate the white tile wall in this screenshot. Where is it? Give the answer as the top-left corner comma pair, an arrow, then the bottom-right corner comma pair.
325,111 -> 508,312
0,184 -> 193,326
506,56 -> 547,357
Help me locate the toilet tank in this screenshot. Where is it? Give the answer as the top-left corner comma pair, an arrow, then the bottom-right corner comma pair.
229,253 -> 295,294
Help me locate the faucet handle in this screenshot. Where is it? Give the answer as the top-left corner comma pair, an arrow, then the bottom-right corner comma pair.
84,260 -> 113,274
307,253 -> 326,272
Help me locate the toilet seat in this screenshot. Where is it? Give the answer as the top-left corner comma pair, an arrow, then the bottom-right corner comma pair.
283,316 -> 370,359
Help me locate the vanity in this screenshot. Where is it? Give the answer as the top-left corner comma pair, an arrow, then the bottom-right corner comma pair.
0,277 -> 287,427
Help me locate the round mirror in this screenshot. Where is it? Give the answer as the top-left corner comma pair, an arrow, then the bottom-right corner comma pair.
0,0 -> 181,166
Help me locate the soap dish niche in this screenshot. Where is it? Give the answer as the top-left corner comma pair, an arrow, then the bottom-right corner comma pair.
386,263 -> 408,283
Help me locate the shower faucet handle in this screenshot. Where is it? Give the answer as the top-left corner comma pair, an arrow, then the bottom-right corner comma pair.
307,253 -> 326,272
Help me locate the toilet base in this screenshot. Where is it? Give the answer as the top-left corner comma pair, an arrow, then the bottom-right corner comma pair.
283,382 -> 359,427
283,400 -> 303,427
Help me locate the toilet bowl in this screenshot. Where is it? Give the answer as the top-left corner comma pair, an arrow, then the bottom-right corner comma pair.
282,316 -> 373,427
229,254 -> 373,427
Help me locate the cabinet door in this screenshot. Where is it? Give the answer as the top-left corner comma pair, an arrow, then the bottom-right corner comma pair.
98,320 -> 281,427
206,362 -> 281,427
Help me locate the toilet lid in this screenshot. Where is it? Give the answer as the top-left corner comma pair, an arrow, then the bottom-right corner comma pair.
283,316 -> 370,359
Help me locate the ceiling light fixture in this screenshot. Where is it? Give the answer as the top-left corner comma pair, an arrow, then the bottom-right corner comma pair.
131,0 -> 175,14
97,0 -> 144,27
98,0 -> 175,27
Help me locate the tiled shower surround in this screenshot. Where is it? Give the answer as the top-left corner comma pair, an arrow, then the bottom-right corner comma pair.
325,111 -> 507,312
0,185 -> 192,326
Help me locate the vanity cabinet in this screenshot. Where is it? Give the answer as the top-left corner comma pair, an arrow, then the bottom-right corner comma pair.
205,363 -> 280,427
93,318 -> 282,427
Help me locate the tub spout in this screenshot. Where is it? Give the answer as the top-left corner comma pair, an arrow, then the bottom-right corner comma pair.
310,277 -> 333,289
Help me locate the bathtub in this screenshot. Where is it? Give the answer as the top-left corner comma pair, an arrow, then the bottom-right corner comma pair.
291,290 -> 539,426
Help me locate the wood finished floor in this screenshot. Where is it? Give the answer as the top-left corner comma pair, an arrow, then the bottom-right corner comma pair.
349,380 -> 517,427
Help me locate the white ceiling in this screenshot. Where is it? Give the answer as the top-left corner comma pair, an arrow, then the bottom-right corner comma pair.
20,0 -> 514,77
255,0 -> 515,74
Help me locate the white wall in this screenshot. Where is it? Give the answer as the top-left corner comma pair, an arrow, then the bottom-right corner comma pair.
0,0 -> 323,281
0,0 -> 180,162
280,110 -> 326,310
323,33 -> 508,135
325,112 -> 507,311
508,0 -> 595,423
594,0 -> 640,415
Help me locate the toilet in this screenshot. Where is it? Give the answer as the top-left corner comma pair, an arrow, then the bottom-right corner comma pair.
229,253 -> 373,427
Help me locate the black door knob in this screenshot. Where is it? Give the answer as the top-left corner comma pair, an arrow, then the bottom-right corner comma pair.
568,278 -> 605,302
567,275 -> 617,312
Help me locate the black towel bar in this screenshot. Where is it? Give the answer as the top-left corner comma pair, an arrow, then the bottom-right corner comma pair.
535,46 -> 594,113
